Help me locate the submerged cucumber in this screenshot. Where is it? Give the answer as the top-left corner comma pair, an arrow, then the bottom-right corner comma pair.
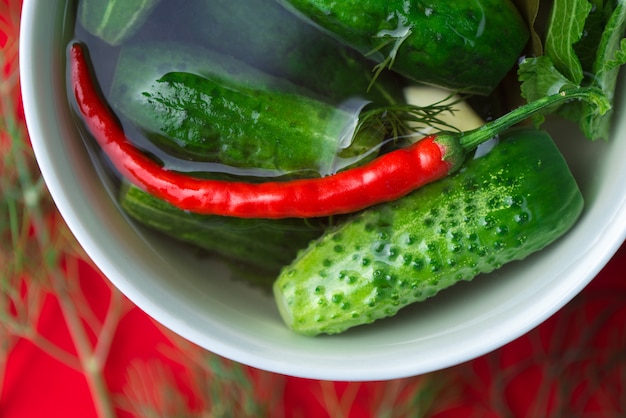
173,0 -> 406,105
281,0 -> 529,95
109,42 -> 384,176
274,128 -> 583,335
119,182 -> 325,287
78,0 -> 161,45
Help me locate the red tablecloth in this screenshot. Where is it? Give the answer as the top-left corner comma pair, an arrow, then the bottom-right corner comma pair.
0,242 -> 623,418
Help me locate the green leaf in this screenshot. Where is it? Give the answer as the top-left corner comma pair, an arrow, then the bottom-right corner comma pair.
593,0 -> 626,100
518,56 -> 578,102
577,0 -> 626,139
518,56 -> 613,139
573,0 -> 614,72
544,0 -> 593,84
511,0 -> 544,56
517,56 -> 576,127
606,38 -> 626,72
519,0 -> 626,140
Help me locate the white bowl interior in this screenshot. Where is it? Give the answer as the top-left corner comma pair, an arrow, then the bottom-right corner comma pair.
20,0 -> 626,381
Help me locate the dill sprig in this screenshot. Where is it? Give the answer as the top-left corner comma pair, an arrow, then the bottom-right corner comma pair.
1,3 -> 127,416
365,15 -> 413,91
357,98 -> 463,143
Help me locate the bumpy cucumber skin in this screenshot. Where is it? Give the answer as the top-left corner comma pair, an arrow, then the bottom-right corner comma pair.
110,43 -> 383,176
175,0 -> 406,105
274,129 -> 584,336
282,0 -> 529,95
119,183 -> 325,287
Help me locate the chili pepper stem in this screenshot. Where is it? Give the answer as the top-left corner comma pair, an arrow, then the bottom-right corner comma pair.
457,87 -> 610,151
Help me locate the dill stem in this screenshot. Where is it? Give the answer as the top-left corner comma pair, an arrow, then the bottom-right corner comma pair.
10,143 -> 115,418
24,330 -> 83,371
317,381 -> 362,418
0,328 -> 13,411
93,286 -> 130,369
1,4 -> 116,414
48,267 -> 115,418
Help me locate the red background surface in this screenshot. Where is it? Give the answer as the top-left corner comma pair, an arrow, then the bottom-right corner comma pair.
0,243 -> 623,417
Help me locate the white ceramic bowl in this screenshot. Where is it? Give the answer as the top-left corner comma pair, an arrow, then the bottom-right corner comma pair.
20,0 -> 626,381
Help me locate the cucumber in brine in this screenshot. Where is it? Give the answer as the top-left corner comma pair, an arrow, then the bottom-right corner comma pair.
274,128 -> 584,335
109,42 -> 386,177
280,0 -> 530,95
119,182 -> 326,288
171,0 -> 406,105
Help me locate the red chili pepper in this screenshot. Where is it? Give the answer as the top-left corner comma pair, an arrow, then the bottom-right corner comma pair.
68,43 -> 606,219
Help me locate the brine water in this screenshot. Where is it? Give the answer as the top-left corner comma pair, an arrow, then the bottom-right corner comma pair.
71,0 -> 401,182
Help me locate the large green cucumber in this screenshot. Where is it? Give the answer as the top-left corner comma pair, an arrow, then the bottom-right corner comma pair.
171,0 -> 405,105
281,0 -> 529,95
273,128 -> 583,335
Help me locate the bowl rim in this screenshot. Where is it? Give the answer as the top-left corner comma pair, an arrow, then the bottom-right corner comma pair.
19,0 -> 626,381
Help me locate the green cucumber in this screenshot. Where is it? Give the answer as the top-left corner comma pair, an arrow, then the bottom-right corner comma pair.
77,0 -> 161,45
109,42 -> 384,176
172,0 -> 405,105
273,128 -> 584,335
119,182 -> 325,287
281,0 -> 529,95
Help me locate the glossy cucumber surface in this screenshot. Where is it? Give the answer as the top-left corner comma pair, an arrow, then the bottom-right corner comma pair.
282,0 -> 529,95
274,128 -> 584,335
